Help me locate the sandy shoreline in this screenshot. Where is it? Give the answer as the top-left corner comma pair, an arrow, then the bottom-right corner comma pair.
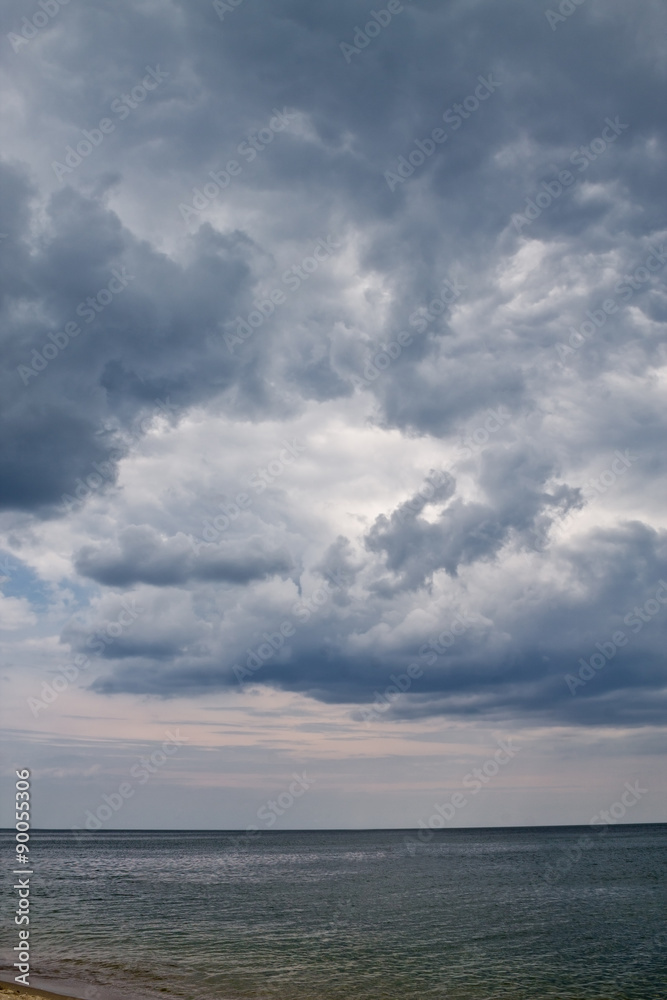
0,983 -> 87,1000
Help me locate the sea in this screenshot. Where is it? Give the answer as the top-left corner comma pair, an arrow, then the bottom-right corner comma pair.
2,825 -> 666,1000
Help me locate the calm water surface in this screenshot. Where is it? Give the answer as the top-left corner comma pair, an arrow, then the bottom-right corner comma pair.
1,826 -> 666,1000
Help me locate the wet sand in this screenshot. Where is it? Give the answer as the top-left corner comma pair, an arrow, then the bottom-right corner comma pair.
0,983 -> 85,1000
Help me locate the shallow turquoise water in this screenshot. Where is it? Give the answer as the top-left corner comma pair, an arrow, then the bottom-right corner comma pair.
2,826 -> 666,999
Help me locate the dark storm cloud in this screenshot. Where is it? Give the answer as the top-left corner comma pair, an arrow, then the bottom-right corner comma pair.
90,521 -> 667,730
0,171 -> 265,510
74,525 -> 294,586
2,0 -> 666,729
365,454 -> 581,591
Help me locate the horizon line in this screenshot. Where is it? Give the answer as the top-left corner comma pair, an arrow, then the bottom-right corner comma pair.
2,820 -> 665,833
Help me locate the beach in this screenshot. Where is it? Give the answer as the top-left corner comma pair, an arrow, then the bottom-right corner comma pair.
0,985 -> 82,1000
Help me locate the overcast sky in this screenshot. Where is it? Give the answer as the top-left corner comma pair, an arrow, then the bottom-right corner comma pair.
1,0 -> 666,831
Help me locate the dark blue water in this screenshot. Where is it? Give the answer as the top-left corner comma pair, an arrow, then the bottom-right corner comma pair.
2,826 -> 666,1000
